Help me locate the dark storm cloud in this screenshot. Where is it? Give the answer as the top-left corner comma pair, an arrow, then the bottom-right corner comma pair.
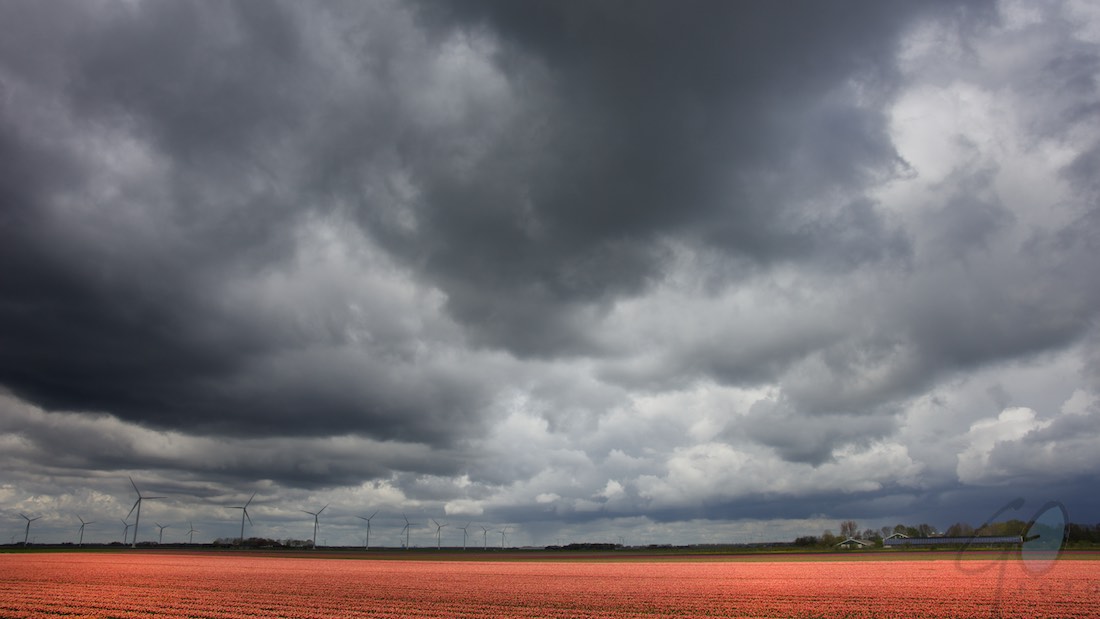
737,397 -> 898,465
0,0 -> 496,445
371,0 -> 982,356
0,0 -> 954,440
0,393 -> 468,490
972,404 -> 1100,486
921,165 -> 1015,260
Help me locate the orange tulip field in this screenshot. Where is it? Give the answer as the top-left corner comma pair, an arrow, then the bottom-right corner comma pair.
1,552 -> 1097,618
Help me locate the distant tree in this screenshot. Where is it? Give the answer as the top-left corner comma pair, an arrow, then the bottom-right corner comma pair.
976,519 -> 1027,537
881,526 -> 892,539
840,520 -> 859,539
1067,523 -> 1097,544
893,524 -> 907,535
1003,519 -> 1027,536
821,530 -> 837,547
862,529 -> 878,541
944,522 -> 975,537
917,523 -> 934,537
793,535 -> 819,547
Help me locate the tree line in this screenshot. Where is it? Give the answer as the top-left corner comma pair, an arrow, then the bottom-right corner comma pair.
793,520 -> 1100,548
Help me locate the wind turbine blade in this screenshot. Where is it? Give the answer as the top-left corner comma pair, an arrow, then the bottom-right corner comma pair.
244,510 -> 252,525
127,500 -> 140,519
245,492 -> 256,508
319,504 -> 328,515
129,476 -> 140,495
369,511 -> 377,520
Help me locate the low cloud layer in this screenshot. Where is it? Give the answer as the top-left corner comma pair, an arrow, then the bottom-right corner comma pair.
2,0 -> 1099,546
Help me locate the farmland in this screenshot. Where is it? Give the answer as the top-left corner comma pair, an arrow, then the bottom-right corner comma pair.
1,552 -> 1097,618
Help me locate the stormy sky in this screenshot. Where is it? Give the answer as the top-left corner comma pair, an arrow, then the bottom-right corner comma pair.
3,0 -> 1099,547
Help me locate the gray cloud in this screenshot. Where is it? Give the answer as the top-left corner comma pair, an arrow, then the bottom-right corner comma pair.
738,397 -> 899,465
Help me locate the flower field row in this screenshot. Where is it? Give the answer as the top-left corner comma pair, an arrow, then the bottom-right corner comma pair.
0,552 -> 1096,618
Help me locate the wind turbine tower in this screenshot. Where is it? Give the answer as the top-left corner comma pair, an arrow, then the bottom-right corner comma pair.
431,519 -> 448,550
499,526 -> 510,549
301,504 -> 328,548
402,514 -> 415,550
357,511 -> 378,550
126,477 -> 165,548
481,525 -> 491,550
120,519 -> 133,544
77,515 -> 95,547
458,522 -> 471,551
231,492 -> 256,545
155,523 -> 169,544
187,522 -> 199,544
19,514 -> 40,546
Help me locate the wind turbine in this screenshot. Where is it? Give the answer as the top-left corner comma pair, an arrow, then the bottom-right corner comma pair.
431,519 -> 448,550
120,519 -> 133,544
19,514 -> 40,546
301,504 -> 328,548
498,526 -> 510,549
458,522 -> 471,551
231,492 -> 256,545
77,515 -> 95,547
481,525 -> 491,550
401,514 -> 416,549
126,477 -> 165,548
357,511 -> 378,550
187,522 -> 199,544
155,523 -> 169,544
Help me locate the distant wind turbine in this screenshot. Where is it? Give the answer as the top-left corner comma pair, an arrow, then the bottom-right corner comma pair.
481,525 -> 491,550
187,521 -> 199,544
357,511 -> 378,550
499,526 -> 510,549
77,515 -> 94,547
126,477 -> 165,548
155,522 -> 169,544
401,514 -> 415,549
431,519 -> 448,550
458,522 -> 471,551
120,519 -> 133,544
301,504 -> 328,548
231,492 -> 256,545
19,514 -> 40,546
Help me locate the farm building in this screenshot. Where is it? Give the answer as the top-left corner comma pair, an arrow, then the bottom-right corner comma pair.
883,534 -> 1021,547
